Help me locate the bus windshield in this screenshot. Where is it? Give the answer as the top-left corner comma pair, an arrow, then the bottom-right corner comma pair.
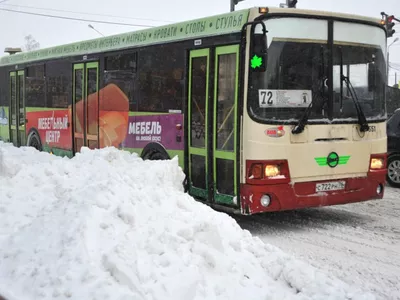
248,17 -> 386,124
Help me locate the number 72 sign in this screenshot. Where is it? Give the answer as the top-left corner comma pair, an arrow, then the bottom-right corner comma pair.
258,89 -> 312,108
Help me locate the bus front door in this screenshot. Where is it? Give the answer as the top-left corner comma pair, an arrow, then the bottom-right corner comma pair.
187,45 -> 239,207
9,70 -> 26,147
73,62 -> 99,153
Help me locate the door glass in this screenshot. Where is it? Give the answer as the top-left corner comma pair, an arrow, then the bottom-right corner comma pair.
215,52 -> 237,197
190,57 -> 207,148
18,74 -> 25,146
18,74 -> 25,127
10,75 -> 17,145
216,158 -> 234,195
216,53 -> 236,151
191,155 -> 206,190
86,68 -> 98,139
74,69 -> 83,134
10,76 -> 16,127
190,56 -> 208,191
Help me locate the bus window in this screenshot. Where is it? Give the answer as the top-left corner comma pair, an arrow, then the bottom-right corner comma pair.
215,48 -> 238,197
216,53 -> 236,151
10,76 -> 16,127
104,52 -> 137,111
137,44 -> 184,113
46,61 -> 71,109
18,74 -> 24,126
190,57 -> 207,148
26,65 -> 45,108
87,67 -> 98,140
74,69 -> 83,135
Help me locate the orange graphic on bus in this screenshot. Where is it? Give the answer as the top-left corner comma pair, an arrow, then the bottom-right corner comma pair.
72,83 -> 129,149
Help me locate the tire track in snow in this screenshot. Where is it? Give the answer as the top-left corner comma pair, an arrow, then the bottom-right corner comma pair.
234,187 -> 400,300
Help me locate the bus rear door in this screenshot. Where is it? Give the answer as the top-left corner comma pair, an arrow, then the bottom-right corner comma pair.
9,70 -> 26,147
187,45 -> 240,207
72,62 -> 99,153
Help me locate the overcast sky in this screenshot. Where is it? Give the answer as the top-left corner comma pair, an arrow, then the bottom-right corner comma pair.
0,0 -> 399,84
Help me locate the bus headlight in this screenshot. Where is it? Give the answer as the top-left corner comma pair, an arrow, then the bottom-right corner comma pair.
370,158 -> 384,169
265,165 -> 280,177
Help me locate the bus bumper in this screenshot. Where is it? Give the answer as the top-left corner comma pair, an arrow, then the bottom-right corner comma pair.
240,170 -> 387,215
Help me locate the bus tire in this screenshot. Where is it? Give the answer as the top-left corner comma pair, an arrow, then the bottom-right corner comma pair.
141,143 -> 170,161
387,153 -> 400,188
27,130 -> 42,151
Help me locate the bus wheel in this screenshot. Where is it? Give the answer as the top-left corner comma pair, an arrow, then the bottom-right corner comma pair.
27,131 -> 42,151
387,154 -> 400,188
141,143 -> 170,161
148,151 -> 167,160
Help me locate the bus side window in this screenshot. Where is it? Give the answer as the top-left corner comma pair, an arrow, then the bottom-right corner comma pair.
104,52 -> 137,112
26,64 -> 45,108
137,44 -> 184,113
46,61 -> 71,109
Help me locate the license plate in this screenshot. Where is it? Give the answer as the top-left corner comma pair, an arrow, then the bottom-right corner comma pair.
315,181 -> 345,192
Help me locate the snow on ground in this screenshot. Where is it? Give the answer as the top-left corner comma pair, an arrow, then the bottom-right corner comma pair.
236,188 -> 400,300
0,141 -> 375,300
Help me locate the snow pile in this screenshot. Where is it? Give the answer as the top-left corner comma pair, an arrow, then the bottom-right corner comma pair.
0,141 -> 374,300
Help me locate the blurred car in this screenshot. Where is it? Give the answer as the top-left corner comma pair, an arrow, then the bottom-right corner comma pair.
387,109 -> 400,187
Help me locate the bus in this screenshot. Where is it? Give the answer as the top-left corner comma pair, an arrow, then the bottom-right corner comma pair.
0,6 -> 388,215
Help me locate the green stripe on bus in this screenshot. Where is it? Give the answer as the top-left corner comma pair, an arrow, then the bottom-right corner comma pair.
26,107 -> 66,112
0,9 -> 249,67
42,145 -> 74,158
190,187 -> 208,199
314,155 -> 351,166
128,111 -> 169,116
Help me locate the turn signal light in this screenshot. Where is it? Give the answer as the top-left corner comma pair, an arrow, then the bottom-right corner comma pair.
264,165 -> 280,177
259,7 -> 269,14
370,158 -> 384,169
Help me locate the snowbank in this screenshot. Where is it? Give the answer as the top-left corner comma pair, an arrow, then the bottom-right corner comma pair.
0,141 -> 374,300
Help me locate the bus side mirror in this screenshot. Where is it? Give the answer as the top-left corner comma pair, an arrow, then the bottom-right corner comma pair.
250,25 -> 268,72
368,62 -> 377,92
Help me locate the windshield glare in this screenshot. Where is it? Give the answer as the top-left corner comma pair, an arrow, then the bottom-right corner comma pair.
248,17 -> 386,124
332,21 -> 386,119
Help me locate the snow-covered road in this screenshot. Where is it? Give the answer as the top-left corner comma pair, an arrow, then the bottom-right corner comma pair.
236,187 -> 400,300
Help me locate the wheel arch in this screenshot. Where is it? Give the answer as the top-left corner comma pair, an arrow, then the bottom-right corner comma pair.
26,128 -> 43,151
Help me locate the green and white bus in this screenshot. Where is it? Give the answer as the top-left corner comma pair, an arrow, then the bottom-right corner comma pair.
0,6 -> 388,214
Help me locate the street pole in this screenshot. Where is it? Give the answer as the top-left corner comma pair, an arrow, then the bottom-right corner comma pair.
387,37 -> 399,84
88,24 -> 105,37
387,51 -> 390,84
230,0 -> 244,12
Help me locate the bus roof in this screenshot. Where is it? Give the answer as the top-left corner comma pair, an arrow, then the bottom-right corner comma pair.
0,9 -> 250,67
265,7 -> 382,24
0,7 -> 383,67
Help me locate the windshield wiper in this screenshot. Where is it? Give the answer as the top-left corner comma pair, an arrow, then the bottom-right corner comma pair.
291,101 -> 312,134
292,46 -> 326,135
338,47 -> 370,132
341,75 -> 370,132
